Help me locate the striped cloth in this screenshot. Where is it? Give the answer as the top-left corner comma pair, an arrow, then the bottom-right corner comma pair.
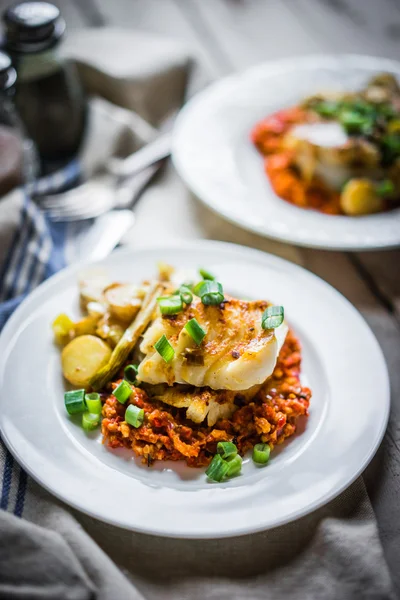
0,160 -> 81,517
0,161 -> 80,329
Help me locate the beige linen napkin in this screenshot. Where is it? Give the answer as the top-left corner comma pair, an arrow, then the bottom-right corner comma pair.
0,27 -> 395,600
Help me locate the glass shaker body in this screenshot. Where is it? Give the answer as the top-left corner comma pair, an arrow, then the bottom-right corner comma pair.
3,2 -> 86,173
0,50 -> 38,196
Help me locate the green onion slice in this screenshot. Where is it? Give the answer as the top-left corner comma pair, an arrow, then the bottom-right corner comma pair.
184,318 -> 207,345
157,294 -> 183,315
199,268 -> 215,281
339,110 -> 369,134
311,100 -> 340,118
252,443 -> 271,465
194,280 -> 224,305
64,389 -> 86,415
82,412 -> 100,431
125,404 -> 145,428
217,441 -> 238,459
113,380 -> 132,404
84,392 -> 102,415
225,454 -> 242,477
376,179 -> 395,197
178,285 -> 193,305
261,305 -> 284,330
154,334 -> 175,363
205,454 -> 230,482
124,364 -> 139,384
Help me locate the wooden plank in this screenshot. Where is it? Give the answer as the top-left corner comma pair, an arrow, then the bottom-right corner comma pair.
176,0 -> 323,71
355,251 -> 400,320
284,0 -> 400,59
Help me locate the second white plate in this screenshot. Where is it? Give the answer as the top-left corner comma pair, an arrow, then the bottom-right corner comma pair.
172,55 -> 400,250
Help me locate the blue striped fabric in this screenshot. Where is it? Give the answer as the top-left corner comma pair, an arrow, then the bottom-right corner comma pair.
0,160 -> 81,517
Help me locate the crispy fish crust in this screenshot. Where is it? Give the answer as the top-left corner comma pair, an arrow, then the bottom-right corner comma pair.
145,383 -> 260,426
137,295 -> 288,392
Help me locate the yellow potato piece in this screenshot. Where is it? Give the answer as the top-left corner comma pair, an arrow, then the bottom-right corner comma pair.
340,179 -> 384,216
61,335 -> 112,388
104,284 -> 142,322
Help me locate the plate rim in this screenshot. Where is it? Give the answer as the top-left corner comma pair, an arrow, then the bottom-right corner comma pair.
0,240 -> 391,537
172,53 -> 400,251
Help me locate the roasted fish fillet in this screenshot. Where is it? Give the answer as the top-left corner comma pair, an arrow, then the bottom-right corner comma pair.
137,295 -> 288,391
146,383 -> 260,426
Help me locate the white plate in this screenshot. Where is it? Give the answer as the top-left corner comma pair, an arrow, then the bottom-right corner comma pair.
172,55 -> 400,250
0,242 -> 389,537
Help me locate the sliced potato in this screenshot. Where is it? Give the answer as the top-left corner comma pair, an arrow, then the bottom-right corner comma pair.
96,316 -> 125,348
340,179 -> 384,216
73,315 -> 101,337
87,301 -> 107,317
104,284 -> 142,322
79,269 -> 110,310
61,335 -> 112,388
90,281 -> 163,391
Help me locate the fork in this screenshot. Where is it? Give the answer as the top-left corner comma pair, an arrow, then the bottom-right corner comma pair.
39,162 -> 161,222
38,129 -> 171,221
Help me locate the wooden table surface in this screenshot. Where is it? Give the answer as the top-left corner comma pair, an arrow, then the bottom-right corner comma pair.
2,0 -> 399,594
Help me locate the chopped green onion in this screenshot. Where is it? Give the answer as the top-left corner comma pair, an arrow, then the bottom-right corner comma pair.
157,294 -> 183,315
376,179 -> 395,197
252,443 -> 271,465
124,364 -> 139,384
113,380 -> 132,404
381,134 -> 400,165
84,392 -> 102,415
125,404 -> 145,428
184,318 -> 207,345
194,280 -> 224,305
339,110 -> 368,134
82,412 -> 100,431
199,268 -> 215,281
312,100 -> 340,118
64,389 -> 86,415
178,285 -> 193,305
206,454 -> 230,482
226,454 -> 242,477
154,334 -> 175,363
262,305 -> 284,330
193,281 -> 205,296
217,441 -> 238,459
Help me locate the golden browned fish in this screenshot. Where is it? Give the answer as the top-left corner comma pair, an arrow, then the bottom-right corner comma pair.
137,295 -> 288,392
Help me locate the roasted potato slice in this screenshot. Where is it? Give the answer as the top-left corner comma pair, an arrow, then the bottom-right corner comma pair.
61,335 -> 112,387
104,283 -> 143,322
73,315 -> 101,337
79,270 -> 110,310
340,179 -> 384,215
96,316 -> 125,348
